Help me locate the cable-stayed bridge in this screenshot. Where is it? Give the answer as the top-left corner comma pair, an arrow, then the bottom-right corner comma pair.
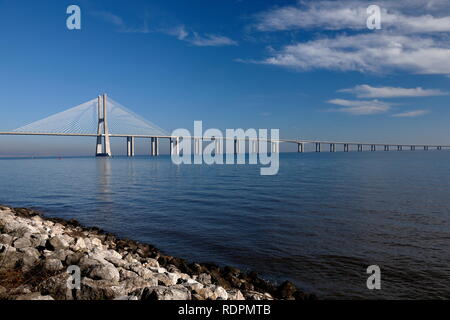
0,94 -> 448,156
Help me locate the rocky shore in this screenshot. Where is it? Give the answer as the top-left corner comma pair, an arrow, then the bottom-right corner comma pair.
0,205 -> 314,300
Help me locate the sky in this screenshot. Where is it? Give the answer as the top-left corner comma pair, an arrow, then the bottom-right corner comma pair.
0,0 -> 449,156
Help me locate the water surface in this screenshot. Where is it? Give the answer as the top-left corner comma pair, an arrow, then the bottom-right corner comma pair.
1,152 -> 449,299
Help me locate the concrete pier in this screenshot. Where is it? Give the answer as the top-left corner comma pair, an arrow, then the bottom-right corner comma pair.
251,140 -> 258,153
151,137 -> 159,156
344,144 -> 349,152
298,143 -> 304,153
330,144 -> 335,152
315,143 -> 321,152
357,144 -> 362,152
126,136 -> 135,157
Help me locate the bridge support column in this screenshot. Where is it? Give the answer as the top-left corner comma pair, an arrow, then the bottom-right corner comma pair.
170,137 -> 180,156
151,137 -> 159,156
315,143 -> 320,152
298,143 -> 304,153
95,94 -> 112,157
194,138 -> 202,155
397,145 -> 402,151
271,141 -> 279,153
251,140 -> 258,153
344,144 -> 349,152
330,144 -> 335,152
127,137 -> 135,157
384,145 -> 389,151
357,144 -> 362,152
234,139 -> 239,155
215,138 -> 222,154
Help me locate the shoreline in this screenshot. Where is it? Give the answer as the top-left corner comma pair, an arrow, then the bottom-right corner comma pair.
0,205 -> 315,300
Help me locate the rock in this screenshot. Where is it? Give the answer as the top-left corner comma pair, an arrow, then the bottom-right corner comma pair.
37,272 -> 73,300
154,273 -> 175,286
65,251 -> 84,265
15,292 -> 54,300
214,286 -> 229,300
44,258 -> 64,272
91,238 -> 103,248
48,249 -> 71,262
76,277 -> 125,300
88,264 -> 120,283
13,237 -> 31,249
29,233 -> 47,247
227,289 -> 245,300
47,236 -> 69,251
145,258 -> 159,268
197,273 -> 212,285
19,247 -> 40,271
276,281 -> 297,299
0,234 -> 13,244
140,285 -> 191,300
71,238 -> 87,251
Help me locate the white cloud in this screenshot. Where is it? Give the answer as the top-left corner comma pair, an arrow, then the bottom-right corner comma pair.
391,110 -> 430,117
245,1 -> 450,76
253,1 -> 450,33
260,33 -> 450,75
339,84 -> 448,98
327,99 -> 392,115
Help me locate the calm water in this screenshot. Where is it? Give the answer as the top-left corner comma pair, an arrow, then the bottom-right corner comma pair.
1,152 -> 450,299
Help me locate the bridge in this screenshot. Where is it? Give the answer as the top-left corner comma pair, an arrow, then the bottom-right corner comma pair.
0,94 -> 448,156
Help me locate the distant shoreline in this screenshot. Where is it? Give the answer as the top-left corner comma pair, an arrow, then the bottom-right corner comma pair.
0,205 -> 314,300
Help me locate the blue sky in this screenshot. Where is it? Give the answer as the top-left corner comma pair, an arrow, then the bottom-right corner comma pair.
0,0 -> 449,155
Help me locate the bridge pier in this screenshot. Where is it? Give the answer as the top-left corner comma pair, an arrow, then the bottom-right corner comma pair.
357,144 -> 362,152
170,137 -> 180,156
344,144 -> 349,152
315,143 -> 321,152
297,143 -> 304,153
212,137 -> 221,154
151,137 -> 159,156
271,141 -> 279,153
126,137 -> 135,157
397,145 -> 402,151
330,144 -> 335,152
251,140 -> 258,153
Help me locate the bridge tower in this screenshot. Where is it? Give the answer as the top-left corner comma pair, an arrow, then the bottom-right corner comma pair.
95,94 -> 112,157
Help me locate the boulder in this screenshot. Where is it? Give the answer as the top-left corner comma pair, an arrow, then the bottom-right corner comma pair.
88,264 -> 120,283
19,247 -> 40,271
44,258 -> 64,272
140,285 -> 191,300
13,237 -> 31,249
47,236 -> 69,251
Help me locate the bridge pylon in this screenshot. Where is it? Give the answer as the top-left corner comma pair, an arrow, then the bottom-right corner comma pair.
95,94 -> 112,157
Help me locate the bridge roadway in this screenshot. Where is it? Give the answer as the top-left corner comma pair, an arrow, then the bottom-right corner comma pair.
0,132 -> 449,155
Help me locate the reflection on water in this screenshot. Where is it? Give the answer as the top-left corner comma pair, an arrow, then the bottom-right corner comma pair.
1,152 -> 450,299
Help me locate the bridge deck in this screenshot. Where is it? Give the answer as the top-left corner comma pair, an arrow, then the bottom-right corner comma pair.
0,132 -> 448,148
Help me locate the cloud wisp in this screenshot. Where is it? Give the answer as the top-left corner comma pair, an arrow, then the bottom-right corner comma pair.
93,12 -> 237,47
391,110 -> 430,117
326,99 -> 392,115
339,84 -> 448,98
